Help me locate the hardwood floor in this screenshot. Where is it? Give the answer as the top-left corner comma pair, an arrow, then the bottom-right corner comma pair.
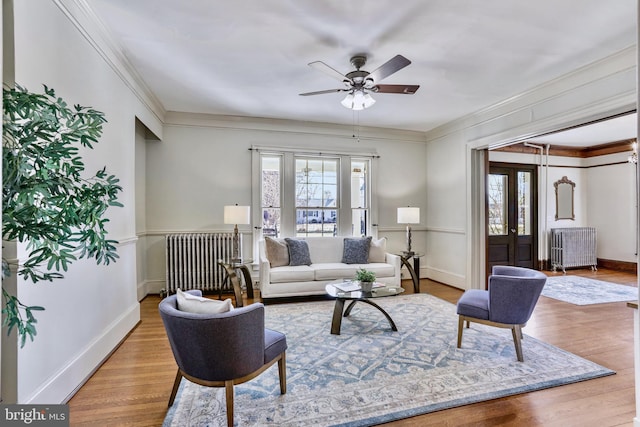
68,269 -> 637,426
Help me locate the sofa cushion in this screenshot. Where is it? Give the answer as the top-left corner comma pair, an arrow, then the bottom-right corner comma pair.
285,238 -> 312,266
176,289 -> 234,314
342,236 -> 372,264
354,263 -> 396,278
270,265 -> 315,283
265,237 -> 289,267
306,237 -> 345,263
313,263 -> 360,281
368,237 -> 387,263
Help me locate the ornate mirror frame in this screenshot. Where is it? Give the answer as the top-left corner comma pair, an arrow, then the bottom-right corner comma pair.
554,176 -> 575,220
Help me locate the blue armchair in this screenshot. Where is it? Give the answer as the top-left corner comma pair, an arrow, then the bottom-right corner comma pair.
159,290 -> 287,426
456,265 -> 546,362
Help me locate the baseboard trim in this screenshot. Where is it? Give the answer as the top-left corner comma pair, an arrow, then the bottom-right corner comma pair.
425,267 -> 465,290
541,258 -> 636,273
598,258 -> 638,272
23,302 -> 140,404
144,279 -> 166,296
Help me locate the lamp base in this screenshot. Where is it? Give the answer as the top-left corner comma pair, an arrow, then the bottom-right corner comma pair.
405,225 -> 413,256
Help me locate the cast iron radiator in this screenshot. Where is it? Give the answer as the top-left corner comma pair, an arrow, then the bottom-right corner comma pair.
165,233 -> 236,293
550,227 -> 597,273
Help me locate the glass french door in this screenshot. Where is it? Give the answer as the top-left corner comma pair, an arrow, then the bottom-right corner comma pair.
487,163 -> 537,273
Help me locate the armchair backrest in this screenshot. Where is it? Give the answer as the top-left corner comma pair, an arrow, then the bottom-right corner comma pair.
488,266 -> 547,325
159,292 -> 266,382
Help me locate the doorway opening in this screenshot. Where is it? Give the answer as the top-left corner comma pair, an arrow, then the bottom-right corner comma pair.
487,163 -> 538,281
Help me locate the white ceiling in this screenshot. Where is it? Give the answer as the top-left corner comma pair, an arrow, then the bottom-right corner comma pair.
85,0 -> 636,138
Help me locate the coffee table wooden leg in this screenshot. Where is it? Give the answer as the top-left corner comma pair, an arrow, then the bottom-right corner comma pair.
360,299 -> 398,331
331,299 -> 346,335
344,300 -> 358,317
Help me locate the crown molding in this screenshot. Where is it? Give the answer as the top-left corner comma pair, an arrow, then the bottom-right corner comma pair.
425,45 -> 637,144
55,0 -> 167,123
164,111 -> 428,144
495,138 -> 636,158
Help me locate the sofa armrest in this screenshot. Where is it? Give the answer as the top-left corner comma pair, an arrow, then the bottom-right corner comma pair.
385,252 -> 402,285
258,240 -> 271,289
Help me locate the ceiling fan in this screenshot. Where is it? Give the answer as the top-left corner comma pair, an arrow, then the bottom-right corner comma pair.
299,54 -> 420,110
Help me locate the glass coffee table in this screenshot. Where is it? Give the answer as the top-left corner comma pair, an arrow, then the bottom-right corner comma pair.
325,280 -> 405,335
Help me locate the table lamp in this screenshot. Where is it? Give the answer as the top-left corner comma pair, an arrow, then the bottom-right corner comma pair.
224,204 -> 251,262
397,206 -> 420,255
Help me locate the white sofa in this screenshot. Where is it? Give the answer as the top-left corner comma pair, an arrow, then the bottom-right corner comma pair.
258,236 -> 401,299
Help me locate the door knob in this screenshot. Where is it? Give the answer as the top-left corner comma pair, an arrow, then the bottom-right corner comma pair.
510,228 -> 516,233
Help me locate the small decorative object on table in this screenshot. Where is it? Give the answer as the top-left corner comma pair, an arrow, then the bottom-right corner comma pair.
355,268 -> 376,292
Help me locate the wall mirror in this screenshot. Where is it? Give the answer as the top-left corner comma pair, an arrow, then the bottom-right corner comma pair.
554,176 -> 575,220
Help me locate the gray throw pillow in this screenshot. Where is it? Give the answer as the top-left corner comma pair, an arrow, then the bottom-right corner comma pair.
342,236 -> 372,264
285,238 -> 312,266
265,237 -> 289,267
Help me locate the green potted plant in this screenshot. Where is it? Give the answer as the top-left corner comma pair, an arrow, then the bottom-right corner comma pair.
355,268 -> 376,292
2,84 -> 122,347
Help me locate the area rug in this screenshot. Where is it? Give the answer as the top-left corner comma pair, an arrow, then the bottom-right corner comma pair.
542,275 -> 638,305
163,293 -> 614,427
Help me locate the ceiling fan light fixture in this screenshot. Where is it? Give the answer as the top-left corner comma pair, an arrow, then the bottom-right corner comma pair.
341,90 -> 375,111
362,93 -> 376,108
341,92 -> 355,109
302,54 -> 418,110
352,90 -> 366,110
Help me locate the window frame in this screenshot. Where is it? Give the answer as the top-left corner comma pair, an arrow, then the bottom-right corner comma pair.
252,146 -> 378,242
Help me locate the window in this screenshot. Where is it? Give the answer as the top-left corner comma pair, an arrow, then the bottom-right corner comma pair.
350,160 -> 369,236
254,148 -> 375,238
261,155 -> 282,237
295,157 -> 338,237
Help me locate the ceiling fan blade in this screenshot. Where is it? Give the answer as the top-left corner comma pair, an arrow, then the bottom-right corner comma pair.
308,61 -> 349,82
299,88 -> 347,96
374,84 -> 420,94
368,55 -> 411,83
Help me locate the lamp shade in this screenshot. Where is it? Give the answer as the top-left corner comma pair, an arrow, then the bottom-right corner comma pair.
397,207 -> 420,224
224,205 -> 251,225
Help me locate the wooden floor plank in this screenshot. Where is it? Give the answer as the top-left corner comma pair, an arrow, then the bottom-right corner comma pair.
68,268 -> 638,426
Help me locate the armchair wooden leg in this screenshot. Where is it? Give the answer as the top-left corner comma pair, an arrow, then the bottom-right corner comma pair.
457,316 -> 464,348
278,352 -> 287,395
168,369 -> 182,407
512,325 -> 524,362
225,380 -> 234,427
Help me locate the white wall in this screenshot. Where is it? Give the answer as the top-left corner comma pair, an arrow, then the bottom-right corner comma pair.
143,113 -> 428,292
586,155 -> 637,263
135,120 -> 149,300
425,46 -> 636,290
6,0 -> 162,403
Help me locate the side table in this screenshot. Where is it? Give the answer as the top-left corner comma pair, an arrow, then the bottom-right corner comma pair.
218,259 -> 255,307
396,252 -> 424,293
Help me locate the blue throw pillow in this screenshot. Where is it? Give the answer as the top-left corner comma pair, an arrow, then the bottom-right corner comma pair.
342,236 -> 372,264
285,238 -> 312,266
